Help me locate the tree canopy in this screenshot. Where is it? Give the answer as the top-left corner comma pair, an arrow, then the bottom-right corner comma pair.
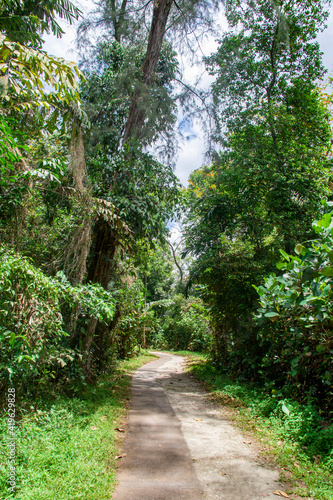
0,0 -> 332,435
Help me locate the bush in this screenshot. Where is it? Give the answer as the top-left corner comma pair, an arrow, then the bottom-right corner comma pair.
152,295 -> 212,351
0,248 -> 115,401
253,209 -> 333,412
111,278 -> 146,359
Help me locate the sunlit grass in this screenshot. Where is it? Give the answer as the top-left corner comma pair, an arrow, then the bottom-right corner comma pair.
0,351 -> 156,500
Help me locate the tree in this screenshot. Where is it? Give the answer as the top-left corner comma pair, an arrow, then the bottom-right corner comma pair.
0,29 -> 85,250
74,0 -> 219,366
77,0 -> 147,49
122,0 -> 174,143
0,0 -> 81,47
252,208 -> 333,410
183,0 -> 333,372
81,40 -> 179,154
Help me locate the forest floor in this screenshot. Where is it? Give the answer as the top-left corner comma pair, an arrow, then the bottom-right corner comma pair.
113,352 -> 286,500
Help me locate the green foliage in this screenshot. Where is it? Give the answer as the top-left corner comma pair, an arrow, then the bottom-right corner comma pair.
207,0 -> 328,120
81,40 -> 179,154
202,0 -> 332,251
111,277 -> 146,359
0,118 -> 28,233
0,29 -> 85,250
253,208 -> 333,411
183,0 -> 333,415
0,118 -> 23,171
152,294 -> 212,352
0,248 -> 115,395
88,148 -> 181,243
0,0 -> 81,47
138,243 -> 175,302
0,33 -> 82,106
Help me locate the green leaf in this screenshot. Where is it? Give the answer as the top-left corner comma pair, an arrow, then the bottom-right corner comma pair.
319,213 -> 331,229
319,267 -> 333,277
295,244 -> 304,255
301,267 -> 319,283
279,249 -> 291,262
328,251 -> 333,263
264,311 -> 279,318
281,403 -> 290,416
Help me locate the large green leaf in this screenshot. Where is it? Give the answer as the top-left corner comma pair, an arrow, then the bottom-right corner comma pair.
301,267 -> 319,283
320,267 -> 333,277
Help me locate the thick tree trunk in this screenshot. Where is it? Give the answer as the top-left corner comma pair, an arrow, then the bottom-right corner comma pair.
84,0 -> 174,378
122,0 -> 174,143
87,221 -> 118,288
84,221 -> 118,378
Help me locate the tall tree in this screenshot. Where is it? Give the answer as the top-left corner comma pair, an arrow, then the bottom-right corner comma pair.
0,0 -> 81,46
183,0 -> 333,371
55,0 -> 219,374
78,0 -> 219,358
122,0 -> 174,143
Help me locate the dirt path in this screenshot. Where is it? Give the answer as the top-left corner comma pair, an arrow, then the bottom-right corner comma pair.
113,352 -> 282,500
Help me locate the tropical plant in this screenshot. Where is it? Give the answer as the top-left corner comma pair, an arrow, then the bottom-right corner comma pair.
253,208 -> 333,411
0,248 -> 115,399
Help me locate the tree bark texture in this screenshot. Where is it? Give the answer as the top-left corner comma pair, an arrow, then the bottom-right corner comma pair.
84,221 -> 118,378
122,0 -> 174,143
87,221 -> 118,289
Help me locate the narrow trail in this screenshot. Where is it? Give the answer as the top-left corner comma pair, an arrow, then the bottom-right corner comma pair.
113,352 -> 282,500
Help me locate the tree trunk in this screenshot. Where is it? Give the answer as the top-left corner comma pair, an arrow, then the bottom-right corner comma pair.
84,0 -> 174,377
87,221 -> 118,288
122,0 -> 174,143
84,221 -> 118,378
84,317 -> 99,381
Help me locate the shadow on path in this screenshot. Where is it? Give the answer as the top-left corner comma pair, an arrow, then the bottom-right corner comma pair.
113,352 -> 282,500
113,353 -> 204,500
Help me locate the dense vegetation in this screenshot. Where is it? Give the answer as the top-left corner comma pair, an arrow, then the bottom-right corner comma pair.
0,0 -> 332,497
183,0 -> 333,414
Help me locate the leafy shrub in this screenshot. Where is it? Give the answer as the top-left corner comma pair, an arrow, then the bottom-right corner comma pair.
0,248 -> 115,401
253,209 -> 333,412
191,359 -> 333,473
111,278 -> 146,359
152,295 -> 212,351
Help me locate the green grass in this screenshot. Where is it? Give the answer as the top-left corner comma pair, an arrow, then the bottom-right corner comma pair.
163,349 -> 209,359
0,351 -> 156,500
174,352 -> 333,500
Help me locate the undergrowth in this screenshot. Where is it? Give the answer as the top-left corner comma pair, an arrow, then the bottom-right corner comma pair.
0,351 -> 156,500
183,353 -> 333,500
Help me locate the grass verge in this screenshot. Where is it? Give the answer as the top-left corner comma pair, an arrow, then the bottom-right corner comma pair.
173,351 -> 333,500
0,351 -> 156,500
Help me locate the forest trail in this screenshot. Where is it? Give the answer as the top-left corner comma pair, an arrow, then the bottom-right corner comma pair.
113,352 -> 282,500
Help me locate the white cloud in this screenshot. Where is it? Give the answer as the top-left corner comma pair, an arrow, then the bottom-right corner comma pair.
318,9 -> 333,73
42,0 -> 95,61
176,131 -> 206,186
43,24 -> 78,61
41,3 -> 333,188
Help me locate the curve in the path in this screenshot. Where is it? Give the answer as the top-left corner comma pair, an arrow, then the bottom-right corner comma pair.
113,352 -> 283,500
